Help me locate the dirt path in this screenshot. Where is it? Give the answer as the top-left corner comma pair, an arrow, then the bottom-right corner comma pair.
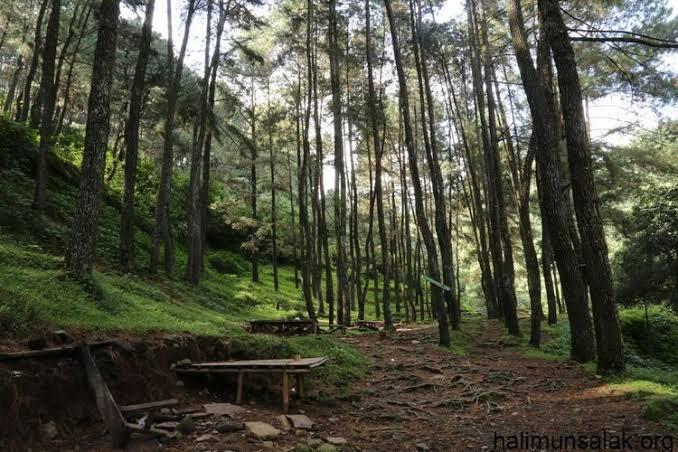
313,320 -> 662,451
23,320 -> 666,451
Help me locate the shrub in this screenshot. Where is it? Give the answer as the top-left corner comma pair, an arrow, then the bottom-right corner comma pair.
208,250 -> 248,275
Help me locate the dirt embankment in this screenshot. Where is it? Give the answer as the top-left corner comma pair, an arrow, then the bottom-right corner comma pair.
0,332 -> 280,450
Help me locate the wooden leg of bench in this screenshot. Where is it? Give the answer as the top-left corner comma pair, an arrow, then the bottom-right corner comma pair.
296,374 -> 304,399
282,371 -> 289,413
236,371 -> 244,404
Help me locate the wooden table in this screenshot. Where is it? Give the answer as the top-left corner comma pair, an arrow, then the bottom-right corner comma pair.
175,357 -> 329,413
248,319 -> 317,336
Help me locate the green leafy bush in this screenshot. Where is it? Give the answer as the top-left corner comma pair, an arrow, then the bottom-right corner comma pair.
208,249 -> 249,275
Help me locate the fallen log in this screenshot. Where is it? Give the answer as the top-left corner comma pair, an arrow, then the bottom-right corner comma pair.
119,398 -> 179,414
0,340 -> 134,362
79,344 -> 130,448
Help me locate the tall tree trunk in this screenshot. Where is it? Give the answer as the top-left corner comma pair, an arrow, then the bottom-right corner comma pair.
249,80 -> 259,283
55,4 -> 91,137
506,0 -> 595,362
411,0 -> 459,329
328,0 -> 350,325
64,0 -> 120,278
200,1 -> 228,262
149,0 -> 196,275
32,0 -> 60,212
19,0 -> 49,123
301,0 -> 317,321
538,0 -> 624,373
384,0 -> 449,346
365,0 -> 393,330
119,0 -> 155,272
267,79 -> 279,291
186,0 -> 212,285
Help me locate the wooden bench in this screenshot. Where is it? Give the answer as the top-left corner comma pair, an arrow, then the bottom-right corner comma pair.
248,319 -> 317,336
175,357 -> 329,413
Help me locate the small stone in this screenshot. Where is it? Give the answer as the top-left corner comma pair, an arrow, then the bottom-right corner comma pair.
160,408 -> 171,414
176,380 -> 185,387
416,443 -> 431,452
41,421 -> 58,440
328,417 -> 339,423
203,403 -> 246,418
276,415 -> 291,431
245,421 -> 281,440
411,340 -> 420,344
177,417 -> 196,434
195,434 -> 216,442
286,414 -> 315,430
176,358 -> 192,367
262,441 -> 274,448
295,429 -> 308,437
216,420 -> 245,433
325,437 -> 347,445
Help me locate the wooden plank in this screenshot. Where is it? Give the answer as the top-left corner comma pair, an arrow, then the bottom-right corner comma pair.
282,371 -> 289,413
119,398 -> 178,414
79,344 -> 130,448
188,356 -> 328,369
0,340 -> 134,362
175,368 -> 311,375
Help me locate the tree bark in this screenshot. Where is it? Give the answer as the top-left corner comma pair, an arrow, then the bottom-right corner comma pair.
64,0 -> 120,278
365,0 -> 393,330
186,0 -> 212,285
538,0 -> 624,372
506,0 -> 595,361
119,0 -> 155,272
149,0 -> 196,275
328,0 -> 350,325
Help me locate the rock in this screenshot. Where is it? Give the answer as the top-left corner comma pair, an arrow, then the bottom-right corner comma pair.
328,417 -> 339,423
276,415 -> 291,431
295,429 -> 308,437
307,438 -> 325,448
195,434 -> 216,442
245,421 -> 281,440
160,408 -> 171,414
154,421 -> 179,430
176,380 -> 185,387
177,416 -> 196,434
262,441 -> 274,448
416,443 -> 431,452
325,437 -> 347,445
411,340 -> 420,344
41,421 -> 58,440
176,358 -> 192,367
216,420 -> 245,433
317,445 -> 338,452
203,403 -> 246,418
286,414 -> 315,430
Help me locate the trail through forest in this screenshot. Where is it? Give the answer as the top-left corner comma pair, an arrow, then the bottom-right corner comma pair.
63,320 -> 664,451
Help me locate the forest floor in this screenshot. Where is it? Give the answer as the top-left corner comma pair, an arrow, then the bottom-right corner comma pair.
57,319 -> 672,452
